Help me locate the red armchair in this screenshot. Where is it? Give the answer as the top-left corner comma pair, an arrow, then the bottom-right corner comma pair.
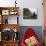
21,28 -> 41,46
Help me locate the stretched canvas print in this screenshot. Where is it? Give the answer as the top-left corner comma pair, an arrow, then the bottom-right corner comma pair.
23,8 -> 38,19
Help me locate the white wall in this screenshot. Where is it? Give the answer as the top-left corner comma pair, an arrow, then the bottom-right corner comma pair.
0,0 -> 43,26
19,0 -> 44,26
0,0 -> 15,7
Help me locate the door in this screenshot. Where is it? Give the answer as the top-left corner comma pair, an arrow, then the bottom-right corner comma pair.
43,0 -> 46,45
43,0 -> 46,26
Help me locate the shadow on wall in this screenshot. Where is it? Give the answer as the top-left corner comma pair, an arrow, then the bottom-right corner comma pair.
18,26 -> 43,44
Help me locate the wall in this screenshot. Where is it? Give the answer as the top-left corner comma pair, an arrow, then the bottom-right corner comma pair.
19,0 -> 44,26
0,0 -> 44,26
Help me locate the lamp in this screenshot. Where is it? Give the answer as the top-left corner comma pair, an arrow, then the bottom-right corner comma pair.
15,0 -> 17,7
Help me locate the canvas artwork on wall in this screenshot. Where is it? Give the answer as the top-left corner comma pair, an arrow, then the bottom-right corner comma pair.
23,8 -> 38,19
